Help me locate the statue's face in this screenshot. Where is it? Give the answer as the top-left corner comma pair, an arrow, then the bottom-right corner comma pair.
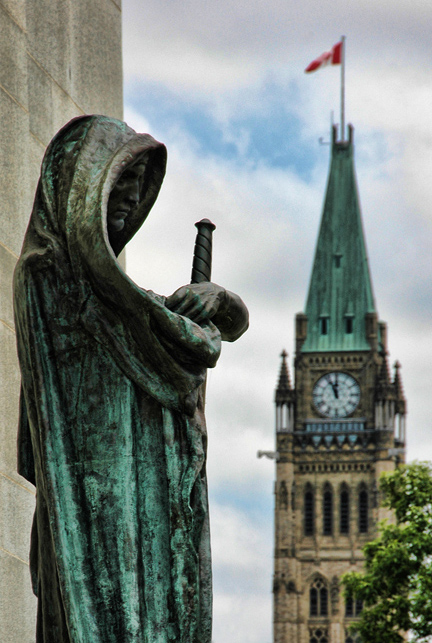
107,158 -> 147,236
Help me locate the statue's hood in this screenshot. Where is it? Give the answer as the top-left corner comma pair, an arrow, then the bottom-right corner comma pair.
21,114 -> 167,262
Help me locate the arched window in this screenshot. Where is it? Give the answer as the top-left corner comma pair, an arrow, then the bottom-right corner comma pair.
304,486 -> 315,536
359,488 -> 368,533
310,629 -> 328,643
346,595 -> 363,617
345,595 -> 353,617
340,485 -> 350,534
323,484 -> 333,535
310,586 -> 318,616
310,578 -> 328,617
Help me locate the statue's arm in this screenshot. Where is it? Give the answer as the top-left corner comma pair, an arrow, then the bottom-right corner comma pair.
165,282 -> 248,342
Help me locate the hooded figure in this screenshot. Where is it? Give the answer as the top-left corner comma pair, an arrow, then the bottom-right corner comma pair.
14,115 -> 248,643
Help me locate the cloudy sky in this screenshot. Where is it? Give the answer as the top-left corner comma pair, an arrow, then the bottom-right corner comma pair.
121,2 -> 432,641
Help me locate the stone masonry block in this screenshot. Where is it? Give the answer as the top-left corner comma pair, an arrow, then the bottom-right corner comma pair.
0,242 -> 17,329
0,474 -> 35,561
70,0 -> 123,118
0,0 -> 26,31
27,55 -> 55,147
28,57 -> 86,149
0,8 -> 28,109
0,93 -> 31,255
25,0 -> 72,93
0,550 -> 36,643
51,81 -> 86,135
0,324 -> 21,476
28,132 -> 45,202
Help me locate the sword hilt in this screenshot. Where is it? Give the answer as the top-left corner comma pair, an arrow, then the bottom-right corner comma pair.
190,218 -> 216,284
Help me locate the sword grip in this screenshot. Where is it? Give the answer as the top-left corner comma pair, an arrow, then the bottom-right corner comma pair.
191,218 -> 216,284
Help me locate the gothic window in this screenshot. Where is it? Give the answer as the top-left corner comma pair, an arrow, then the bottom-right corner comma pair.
340,486 -> 350,534
345,316 -> 354,334
310,578 -> 328,617
346,595 -> 363,617
310,629 -> 328,643
310,586 -> 318,616
345,595 -> 353,617
321,588 -> 328,617
319,316 -> 329,336
345,633 -> 361,643
359,488 -> 369,533
304,486 -> 315,536
323,484 -> 333,535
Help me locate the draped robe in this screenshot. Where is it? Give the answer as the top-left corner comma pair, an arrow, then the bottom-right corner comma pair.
14,116 -> 228,643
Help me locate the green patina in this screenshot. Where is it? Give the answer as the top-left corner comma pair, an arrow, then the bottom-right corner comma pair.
14,116 -> 248,643
302,125 -> 376,353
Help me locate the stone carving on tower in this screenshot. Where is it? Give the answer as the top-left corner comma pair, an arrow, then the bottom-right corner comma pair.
272,125 -> 406,643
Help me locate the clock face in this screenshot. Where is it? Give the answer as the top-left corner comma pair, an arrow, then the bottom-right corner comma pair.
312,372 -> 360,418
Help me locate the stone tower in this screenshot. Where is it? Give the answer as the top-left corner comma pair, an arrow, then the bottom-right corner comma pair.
0,2 -> 122,640
272,125 -> 406,643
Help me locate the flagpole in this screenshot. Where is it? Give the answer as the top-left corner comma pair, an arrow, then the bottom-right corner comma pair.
341,35 -> 346,141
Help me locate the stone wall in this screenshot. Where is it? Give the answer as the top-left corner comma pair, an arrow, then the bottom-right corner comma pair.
0,2 -> 122,640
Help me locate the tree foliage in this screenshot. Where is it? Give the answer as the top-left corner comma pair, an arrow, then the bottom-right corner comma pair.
342,462 -> 432,643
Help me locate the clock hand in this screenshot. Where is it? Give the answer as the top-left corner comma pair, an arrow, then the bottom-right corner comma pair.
334,373 -> 339,398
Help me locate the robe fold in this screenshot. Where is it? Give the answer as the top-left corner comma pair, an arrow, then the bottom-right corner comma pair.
14,115 -> 222,643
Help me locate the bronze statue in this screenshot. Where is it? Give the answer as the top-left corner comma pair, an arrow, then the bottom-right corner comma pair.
14,115 -> 248,643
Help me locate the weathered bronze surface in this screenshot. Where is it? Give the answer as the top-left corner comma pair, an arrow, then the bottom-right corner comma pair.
14,115 -> 248,643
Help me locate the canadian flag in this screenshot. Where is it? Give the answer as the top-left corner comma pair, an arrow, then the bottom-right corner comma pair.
305,41 -> 343,73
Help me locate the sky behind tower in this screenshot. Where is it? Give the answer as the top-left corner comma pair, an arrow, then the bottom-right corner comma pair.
122,3 -> 432,641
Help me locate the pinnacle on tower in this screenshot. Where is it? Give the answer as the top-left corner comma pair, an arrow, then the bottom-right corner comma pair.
275,350 -> 293,407
376,354 -> 391,400
393,361 -> 406,403
277,350 -> 291,391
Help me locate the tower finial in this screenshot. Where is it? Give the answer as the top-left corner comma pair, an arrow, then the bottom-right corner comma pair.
393,361 -> 405,400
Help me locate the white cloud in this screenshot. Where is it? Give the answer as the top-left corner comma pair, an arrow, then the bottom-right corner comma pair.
210,504 -> 273,643
123,0 -> 432,99
123,1 -> 432,639
213,593 -> 272,643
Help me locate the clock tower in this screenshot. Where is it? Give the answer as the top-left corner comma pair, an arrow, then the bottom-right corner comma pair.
272,125 -> 406,643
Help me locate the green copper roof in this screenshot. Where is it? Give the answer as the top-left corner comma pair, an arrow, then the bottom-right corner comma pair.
302,125 -> 376,353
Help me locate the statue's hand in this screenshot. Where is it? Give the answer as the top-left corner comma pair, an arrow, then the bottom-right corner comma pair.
166,283 -> 226,325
